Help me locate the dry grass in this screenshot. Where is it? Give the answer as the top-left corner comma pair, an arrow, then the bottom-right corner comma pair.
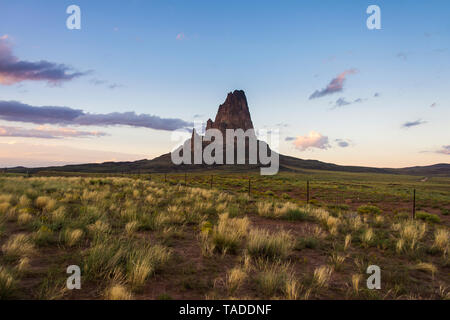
247,228 -> 294,260
64,229 -> 84,247
125,221 -> 139,236
433,229 -> 449,255
362,228 -> 375,247
329,252 -> 346,271
104,284 -> 133,300
17,212 -> 33,225
16,257 -> 31,273
344,234 -> 352,251
2,233 -> 35,259
210,213 -> 249,254
127,244 -> 172,289
255,259 -> 292,297
225,267 -> 247,294
0,266 -> 15,299
313,266 -> 333,288
396,220 -> 427,252
351,274 -> 362,293
414,262 -> 437,278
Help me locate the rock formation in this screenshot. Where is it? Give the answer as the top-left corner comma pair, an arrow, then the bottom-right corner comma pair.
205,90 -> 254,134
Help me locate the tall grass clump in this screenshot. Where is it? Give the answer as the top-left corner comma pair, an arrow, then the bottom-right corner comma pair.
395,220 -> 427,252
247,228 -> 294,260
2,233 -> 35,260
225,267 -> 247,294
104,284 -> 132,300
433,229 -> 449,255
312,265 -> 333,288
255,259 -> 292,297
127,244 -> 172,290
210,213 -> 249,254
63,229 -> 84,247
0,266 -> 15,299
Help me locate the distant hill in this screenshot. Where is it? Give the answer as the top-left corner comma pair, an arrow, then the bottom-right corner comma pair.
4,90 -> 449,177
5,153 -> 449,177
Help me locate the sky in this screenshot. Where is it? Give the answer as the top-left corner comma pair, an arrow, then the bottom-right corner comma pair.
0,0 -> 449,168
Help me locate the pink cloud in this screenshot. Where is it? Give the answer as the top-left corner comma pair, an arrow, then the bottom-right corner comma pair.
309,69 -> 358,99
292,131 -> 330,151
176,33 -> 186,41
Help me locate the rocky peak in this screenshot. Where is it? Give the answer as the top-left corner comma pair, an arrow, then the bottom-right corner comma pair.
206,90 -> 254,134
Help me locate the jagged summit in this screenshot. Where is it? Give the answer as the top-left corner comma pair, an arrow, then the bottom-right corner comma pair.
206,90 -> 254,134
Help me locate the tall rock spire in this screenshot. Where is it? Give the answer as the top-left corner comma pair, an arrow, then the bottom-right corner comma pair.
205,90 -> 254,134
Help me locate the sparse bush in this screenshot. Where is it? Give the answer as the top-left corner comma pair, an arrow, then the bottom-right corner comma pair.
416,211 -> 441,224
357,205 -> 381,215
295,237 -> 319,250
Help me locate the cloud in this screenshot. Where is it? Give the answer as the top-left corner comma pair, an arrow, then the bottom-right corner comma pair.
436,145 -> 450,155
335,139 -> 351,148
374,92 -> 381,98
176,33 -> 186,41
0,100 -> 193,131
284,136 -> 296,141
402,119 -> 427,128
309,69 -> 358,99
332,97 -> 365,109
0,125 -> 106,139
108,83 -> 125,90
90,78 -> 125,90
397,52 -> 408,60
292,131 -> 330,151
430,102 -> 438,108
0,37 -> 88,85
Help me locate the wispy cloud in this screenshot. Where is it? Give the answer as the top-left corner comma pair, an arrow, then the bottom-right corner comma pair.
436,145 -> 450,155
402,119 -> 427,128
0,100 -> 193,131
309,69 -> 358,100
284,136 -> 296,141
0,37 -> 88,85
176,33 -> 186,41
292,131 -> 330,151
430,102 -> 438,108
332,97 -> 365,109
90,78 -> 124,90
0,125 -> 106,139
397,52 -> 408,60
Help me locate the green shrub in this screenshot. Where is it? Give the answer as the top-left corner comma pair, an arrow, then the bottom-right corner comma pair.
283,208 -> 311,221
295,237 -> 319,250
416,211 -> 441,223
357,205 -> 381,215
